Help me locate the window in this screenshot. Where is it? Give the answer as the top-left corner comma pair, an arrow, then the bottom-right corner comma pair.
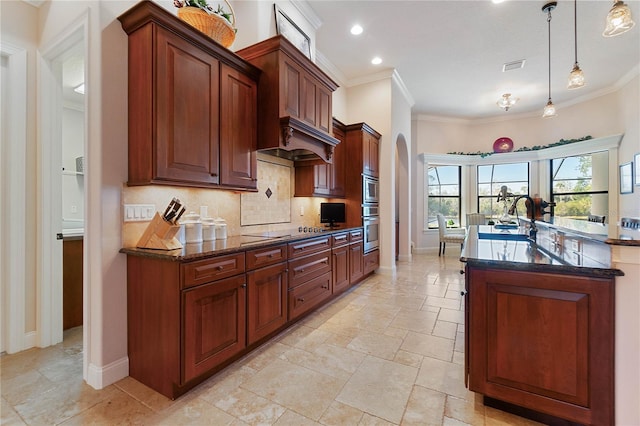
477,162 -> 529,219
551,152 -> 608,220
426,165 -> 461,229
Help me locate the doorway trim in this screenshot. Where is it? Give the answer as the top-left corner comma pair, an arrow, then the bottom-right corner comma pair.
37,12 -> 88,349
1,41 -> 28,354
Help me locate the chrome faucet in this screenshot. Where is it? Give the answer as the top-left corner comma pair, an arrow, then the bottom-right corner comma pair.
508,195 -> 537,242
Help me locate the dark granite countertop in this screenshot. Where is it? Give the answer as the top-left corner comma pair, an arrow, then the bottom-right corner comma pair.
461,225 -> 623,278
526,216 -> 640,247
120,227 -> 361,262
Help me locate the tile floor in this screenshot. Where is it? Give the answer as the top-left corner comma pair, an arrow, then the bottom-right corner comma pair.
1,253 -> 542,425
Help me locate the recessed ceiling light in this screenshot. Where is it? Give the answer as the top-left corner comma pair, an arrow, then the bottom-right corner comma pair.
350,24 -> 363,35
371,57 -> 382,65
74,83 -> 85,94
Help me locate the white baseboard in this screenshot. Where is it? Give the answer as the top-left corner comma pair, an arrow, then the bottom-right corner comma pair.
376,265 -> 396,276
412,247 -> 438,255
397,254 -> 412,262
86,356 -> 129,390
24,331 -> 37,350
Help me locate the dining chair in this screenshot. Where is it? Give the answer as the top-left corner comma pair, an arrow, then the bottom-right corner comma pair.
466,213 -> 486,226
437,213 -> 466,256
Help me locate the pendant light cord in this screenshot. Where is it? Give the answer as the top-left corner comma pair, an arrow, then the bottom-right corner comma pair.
547,8 -> 552,102
573,0 -> 578,65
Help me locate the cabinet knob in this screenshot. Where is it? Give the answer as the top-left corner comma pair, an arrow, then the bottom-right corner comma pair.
297,297 -> 305,302
217,266 -> 224,271
268,254 -> 274,258
321,285 -> 329,289
241,284 -> 247,289
460,290 -> 467,296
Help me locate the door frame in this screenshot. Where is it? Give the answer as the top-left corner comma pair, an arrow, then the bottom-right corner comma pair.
37,13 -> 89,349
1,41 -> 28,354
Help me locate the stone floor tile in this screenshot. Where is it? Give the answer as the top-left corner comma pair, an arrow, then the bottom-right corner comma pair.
151,397 -> 240,425
400,385 -> 446,425
213,387 -> 287,425
444,395 -> 485,425
401,331 -> 455,362
319,400 -> 364,425
416,357 -> 472,400
347,330 -> 403,360
241,358 -> 346,421
336,356 -> 418,424
57,387 -> 153,425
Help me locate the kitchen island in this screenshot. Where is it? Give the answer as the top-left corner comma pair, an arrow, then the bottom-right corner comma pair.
461,223 -> 624,426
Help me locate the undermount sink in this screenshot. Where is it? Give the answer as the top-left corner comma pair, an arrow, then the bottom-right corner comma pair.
476,225 -> 529,241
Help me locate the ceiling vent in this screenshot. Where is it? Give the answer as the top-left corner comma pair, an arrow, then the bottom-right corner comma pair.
502,59 -> 526,72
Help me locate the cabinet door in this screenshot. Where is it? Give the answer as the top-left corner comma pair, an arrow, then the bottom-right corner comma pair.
280,57 -> 301,118
329,125 -> 346,197
363,133 -> 379,178
220,64 -> 257,189
156,27 -> 220,184
247,263 -> 288,345
316,85 -> 332,134
349,242 -> 364,284
467,267 -> 614,425
332,245 -> 349,294
183,275 -> 246,383
314,164 -> 331,196
301,74 -> 318,128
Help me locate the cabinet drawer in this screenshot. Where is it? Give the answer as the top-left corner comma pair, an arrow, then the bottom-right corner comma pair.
331,232 -> 350,247
288,250 -> 331,288
364,249 -> 379,275
246,244 -> 287,271
288,236 -> 331,259
182,253 -> 245,288
349,229 -> 364,242
288,271 -> 332,320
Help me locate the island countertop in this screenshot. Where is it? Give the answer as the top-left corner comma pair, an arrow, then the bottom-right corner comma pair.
461,225 -> 624,278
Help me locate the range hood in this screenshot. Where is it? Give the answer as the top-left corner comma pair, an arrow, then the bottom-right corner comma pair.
236,35 -> 340,165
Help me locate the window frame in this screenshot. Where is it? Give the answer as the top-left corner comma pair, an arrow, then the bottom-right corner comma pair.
426,165 -> 462,229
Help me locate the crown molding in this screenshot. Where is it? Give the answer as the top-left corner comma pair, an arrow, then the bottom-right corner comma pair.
291,0 -> 322,31
392,70 -> 415,108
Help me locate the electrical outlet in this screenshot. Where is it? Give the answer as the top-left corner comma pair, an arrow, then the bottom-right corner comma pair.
124,204 -> 156,222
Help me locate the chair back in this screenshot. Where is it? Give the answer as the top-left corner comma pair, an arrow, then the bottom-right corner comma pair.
588,214 -> 606,224
436,214 -> 446,238
466,213 -> 486,226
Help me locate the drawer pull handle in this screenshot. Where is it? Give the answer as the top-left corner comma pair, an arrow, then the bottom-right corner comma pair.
217,266 -> 224,271
300,268 -> 305,272
268,254 -> 274,258
321,285 -> 329,289
297,297 -> 305,302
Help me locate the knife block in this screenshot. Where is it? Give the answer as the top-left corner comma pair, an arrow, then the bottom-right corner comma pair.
137,212 -> 182,250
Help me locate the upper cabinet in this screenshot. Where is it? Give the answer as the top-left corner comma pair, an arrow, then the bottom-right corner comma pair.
118,1 -> 260,190
236,36 -> 339,164
346,123 -> 381,178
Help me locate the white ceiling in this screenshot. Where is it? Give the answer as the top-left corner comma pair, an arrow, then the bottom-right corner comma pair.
307,0 -> 640,119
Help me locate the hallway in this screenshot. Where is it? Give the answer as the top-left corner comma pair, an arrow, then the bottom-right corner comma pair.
1,253 -> 540,425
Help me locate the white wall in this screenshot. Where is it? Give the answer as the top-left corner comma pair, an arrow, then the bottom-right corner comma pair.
62,107 -> 85,223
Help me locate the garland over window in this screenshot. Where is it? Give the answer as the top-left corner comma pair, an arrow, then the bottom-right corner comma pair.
448,136 -> 593,158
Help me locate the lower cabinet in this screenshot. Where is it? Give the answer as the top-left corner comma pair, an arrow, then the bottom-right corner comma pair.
363,249 -> 379,275
349,241 -> 364,284
247,262 -> 288,344
466,266 -> 614,425
125,227 -> 374,399
183,275 -> 247,382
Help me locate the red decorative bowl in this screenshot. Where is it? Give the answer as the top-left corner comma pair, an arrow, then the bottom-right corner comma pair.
493,137 -> 514,153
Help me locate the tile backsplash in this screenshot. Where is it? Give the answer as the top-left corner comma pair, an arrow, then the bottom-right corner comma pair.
121,154 -> 326,248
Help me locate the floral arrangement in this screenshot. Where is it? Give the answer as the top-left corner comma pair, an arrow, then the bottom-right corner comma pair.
174,0 -> 234,27
447,136 -> 593,158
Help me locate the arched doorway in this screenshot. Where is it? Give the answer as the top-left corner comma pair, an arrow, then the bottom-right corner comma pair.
395,134 -> 411,262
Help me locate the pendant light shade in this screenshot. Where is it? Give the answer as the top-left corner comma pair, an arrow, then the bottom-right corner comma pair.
542,2 -> 557,118
568,0 -> 585,89
603,0 -> 635,37
496,93 -> 518,111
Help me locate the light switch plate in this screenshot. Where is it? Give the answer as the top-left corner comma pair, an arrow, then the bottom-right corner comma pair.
124,204 -> 156,222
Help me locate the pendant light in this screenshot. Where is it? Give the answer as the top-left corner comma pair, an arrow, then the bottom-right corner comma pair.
496,93 -> 518,111
567,0 -> 585,89
542,2 -> 557,118
603,0 -> 635,37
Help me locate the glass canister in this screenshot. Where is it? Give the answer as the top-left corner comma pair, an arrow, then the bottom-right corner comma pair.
201,217 -> 216,241
214,218 -> 227,239
183,212 -> 202,244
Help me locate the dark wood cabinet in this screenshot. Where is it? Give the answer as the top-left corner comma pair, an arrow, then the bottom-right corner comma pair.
294,118 -> 346,198
118,1 -> 260,190
466,266 -> 614,425
363,131 -> 380,178
63,238 -> 83,330
363,249 -> 379,275
247,262 -> 288,345
183,275 -> 246,383
349,242 -> 364,284
236,36 -> 339,164
332,232 -> 350,294
219,64 -> 258,189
